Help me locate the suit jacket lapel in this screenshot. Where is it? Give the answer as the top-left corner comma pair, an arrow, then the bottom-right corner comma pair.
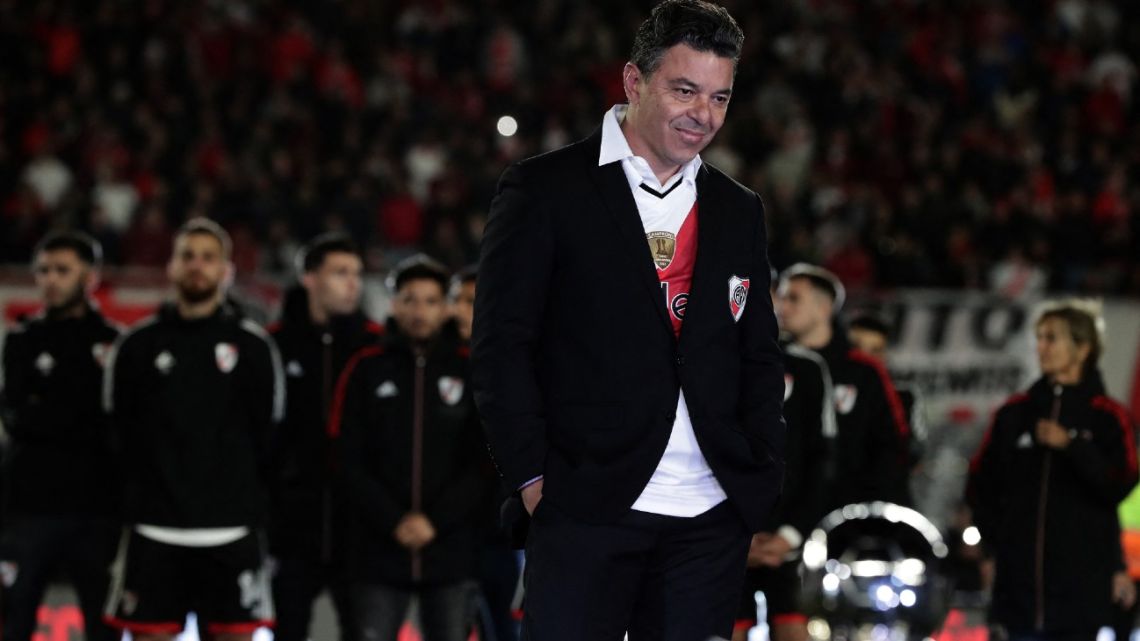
583,133 -> 676,340
679,165 -> 728,347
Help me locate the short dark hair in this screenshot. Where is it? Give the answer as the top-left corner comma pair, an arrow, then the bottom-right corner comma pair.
779,263 -> 847,311
34,230 -> 103,268
848,313 -> 892,338
630,0 -> 745,76
176,217 -> 232,259
386,254 -> 449,295
296,233 -> 361,273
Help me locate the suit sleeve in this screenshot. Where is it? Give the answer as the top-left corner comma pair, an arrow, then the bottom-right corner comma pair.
738,194 -> 786,466
471,162 -> 556,491
1061,400 -> 1139,504
333,353 -> 406,535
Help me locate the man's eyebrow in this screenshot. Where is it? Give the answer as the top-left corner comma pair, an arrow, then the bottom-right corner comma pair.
668,76 -> 733,96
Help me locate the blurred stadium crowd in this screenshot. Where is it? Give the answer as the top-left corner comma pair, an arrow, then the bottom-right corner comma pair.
2,0 -> 1140,296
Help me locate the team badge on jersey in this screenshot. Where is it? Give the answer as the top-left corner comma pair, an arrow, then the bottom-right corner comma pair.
784,373 -> 795,401
92,342 -> 111,368
155,350 -> 175,374
438,376 -> 465,406
215,343 -> 239,373
35,352 -> 55,376
835,384 -> 858,415
728,275 -> 750,322
646,232 -> 677,270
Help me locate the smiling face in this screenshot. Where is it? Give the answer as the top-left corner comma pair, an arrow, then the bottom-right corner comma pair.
622,43 -> 734,181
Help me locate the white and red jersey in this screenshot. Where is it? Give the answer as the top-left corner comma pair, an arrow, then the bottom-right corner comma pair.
599,103 -> 727,517
652,202 -> 698,337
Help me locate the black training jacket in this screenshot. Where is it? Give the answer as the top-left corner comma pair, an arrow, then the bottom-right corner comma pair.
104,302 -> 284,528
267,285 -> 383,561
0,306 -> 120,518
968,371 -> 1138,635
331,321 -> 493,586
816,331 -> 912,508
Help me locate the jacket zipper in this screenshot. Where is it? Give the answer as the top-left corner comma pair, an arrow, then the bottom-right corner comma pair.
1034,384 -> 1063,631
411,352 -> 426,581
320,332 -> 333,563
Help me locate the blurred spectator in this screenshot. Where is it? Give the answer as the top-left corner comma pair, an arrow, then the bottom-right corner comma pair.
0,0 -> 1138,292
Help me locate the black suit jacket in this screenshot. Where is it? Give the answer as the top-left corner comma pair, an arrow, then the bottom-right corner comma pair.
471,129 -> 786,532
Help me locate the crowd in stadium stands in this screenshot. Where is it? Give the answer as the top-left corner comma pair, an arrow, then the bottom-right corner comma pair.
2,0 -> 1140,298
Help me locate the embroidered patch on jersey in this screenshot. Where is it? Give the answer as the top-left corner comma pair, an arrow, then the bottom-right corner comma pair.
155,351 -> 175,374
438,376 -> 465,406
646,231 -> 677,270
1016,432 -> 1033,449
286,360 -> 304,378
215,343 -> 239,373
728,275 -> 750,322
35,351 -> 55,376
835,384 -> 858,415
0,561 -> 17,588
92,342 -> 111,368
784,373 -> 795,402
376,381 -> 399,398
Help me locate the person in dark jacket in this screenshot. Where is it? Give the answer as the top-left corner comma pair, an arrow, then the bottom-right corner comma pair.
734,336 -> 836,641
848,312 -> 928,473
332,255 -> 491,641
0,231 -> 119,641
103,218 -> 284,641
268,234 -> 381,641
967,300 -> 1139,641
777,264 -> 911,508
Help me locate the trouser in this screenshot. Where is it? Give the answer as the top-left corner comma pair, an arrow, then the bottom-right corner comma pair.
521,499 -> 749,641
350,579 -> 478,641
272,555 -> 356,641
0,515 -> 119,641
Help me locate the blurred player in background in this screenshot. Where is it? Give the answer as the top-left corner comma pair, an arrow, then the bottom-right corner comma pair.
268,233 -> 381,641
0,231 -> 120,641
734,275 -> 838,641
103,218 -> 283,641
333,255 -> 492,641
848,313 -> 927,473
777,264 -> 911,508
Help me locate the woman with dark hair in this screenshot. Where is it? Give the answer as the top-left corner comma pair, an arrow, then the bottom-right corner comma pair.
968,301 -> 1139,641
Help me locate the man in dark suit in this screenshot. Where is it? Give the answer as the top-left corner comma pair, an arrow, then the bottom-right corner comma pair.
471,2 -> 785,639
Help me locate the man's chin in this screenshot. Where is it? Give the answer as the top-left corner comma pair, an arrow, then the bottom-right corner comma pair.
177,285 -> 219,304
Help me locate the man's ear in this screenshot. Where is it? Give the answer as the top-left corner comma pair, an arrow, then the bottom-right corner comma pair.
84,268 -> 101,296
623,62 -> 643,106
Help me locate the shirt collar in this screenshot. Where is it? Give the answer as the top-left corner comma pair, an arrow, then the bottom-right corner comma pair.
598,104 -> 702,192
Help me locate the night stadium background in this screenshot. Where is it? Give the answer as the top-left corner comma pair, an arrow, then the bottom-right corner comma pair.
1,1 -> 1139,640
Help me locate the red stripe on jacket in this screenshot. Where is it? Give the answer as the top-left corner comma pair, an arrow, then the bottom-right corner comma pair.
326,346 -> 384,438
